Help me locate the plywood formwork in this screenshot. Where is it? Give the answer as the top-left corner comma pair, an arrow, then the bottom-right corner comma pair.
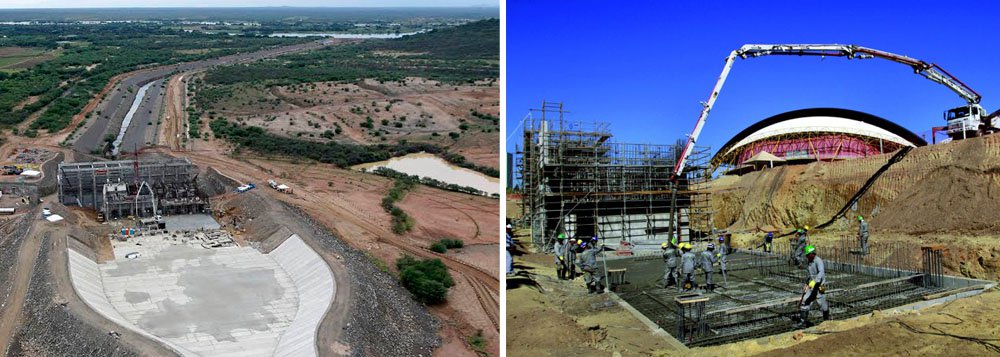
516,102 -> 713,250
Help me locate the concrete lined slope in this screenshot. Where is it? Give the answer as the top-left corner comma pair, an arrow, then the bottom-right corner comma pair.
67,234 -> 336,357
270,234 -> 336,356
67,248 -> 196,356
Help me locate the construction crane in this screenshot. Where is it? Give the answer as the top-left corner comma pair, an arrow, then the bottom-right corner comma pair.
673,44 -> 996,180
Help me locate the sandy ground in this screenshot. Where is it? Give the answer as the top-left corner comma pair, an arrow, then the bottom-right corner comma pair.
158,73 -> 189,150
204,77 -> 499,169
507,229 -> 1000,357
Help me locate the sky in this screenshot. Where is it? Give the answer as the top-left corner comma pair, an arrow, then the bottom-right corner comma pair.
0,0 -> 492,8
506,0 -> 1000,159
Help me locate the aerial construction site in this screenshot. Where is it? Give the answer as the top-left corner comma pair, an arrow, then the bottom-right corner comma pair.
0,10 -> 499,357
507,44 -> 1000,356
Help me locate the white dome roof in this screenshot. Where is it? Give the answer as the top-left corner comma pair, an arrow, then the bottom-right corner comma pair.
725,116 -> 918,157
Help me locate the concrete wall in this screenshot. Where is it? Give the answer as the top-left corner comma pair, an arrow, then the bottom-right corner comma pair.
270,234 -> 336,357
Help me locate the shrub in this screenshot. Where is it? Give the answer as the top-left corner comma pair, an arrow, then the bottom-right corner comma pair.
430,241 -> 447,253
396,255 -> 454,304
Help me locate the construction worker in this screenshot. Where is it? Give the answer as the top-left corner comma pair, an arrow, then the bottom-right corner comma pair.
576,240 -> 603,294
700,243 -> 717,290
797,245 -> 830,328
716,236 -> 729,275
661,242 -> 679,287
679,243 -> 696,292
858,215 -> 869,255
794,228 -> 809,267
554,233 -> 569,280
506,233 -> 514,276
759,231 -> 774,253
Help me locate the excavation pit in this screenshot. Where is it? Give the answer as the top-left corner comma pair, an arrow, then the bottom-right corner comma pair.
67,230 -> 335,356
606,242 -> 993,347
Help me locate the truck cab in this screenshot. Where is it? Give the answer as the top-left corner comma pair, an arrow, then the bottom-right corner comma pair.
945,104 -> 987,139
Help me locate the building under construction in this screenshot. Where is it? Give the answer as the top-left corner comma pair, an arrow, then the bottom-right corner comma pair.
58,157 -> 209,220
516,102 -> 713,249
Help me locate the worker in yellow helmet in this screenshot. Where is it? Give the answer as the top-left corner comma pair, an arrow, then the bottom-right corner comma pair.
678,242 -> 696,291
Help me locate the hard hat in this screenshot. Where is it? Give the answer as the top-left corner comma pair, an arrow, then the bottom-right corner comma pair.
718,236 -> 725,242
804,225 -> 810,231
557,233 -> 566,240
805,245 -> 816,255
858,215 -> 864,221
767,232 -> 773,238
591,235 -> 599,242
797,228 -> 804,234
661,242 -> 669,249
579,242 -> 588,249
507,223 -> 512,229
707,243 -> 715,250
576,239 -> 583,245
681,243 -> 692,251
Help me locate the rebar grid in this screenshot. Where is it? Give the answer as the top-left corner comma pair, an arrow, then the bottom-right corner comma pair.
612,241 -> 953,347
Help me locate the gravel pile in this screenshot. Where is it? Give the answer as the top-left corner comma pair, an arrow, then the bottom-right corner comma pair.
281,201 -> 441,357
6,233 -> 138,357
0,214 -> 32,312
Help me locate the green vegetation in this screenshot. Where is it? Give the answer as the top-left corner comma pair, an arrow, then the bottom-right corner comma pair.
209,119 -> 499,177
430,238 -> 465,253
0,24 -> 305,132
381,177 -> 416,234
396,254 -> 454,304
468,330 -> 487,353
200,19 -> 498,87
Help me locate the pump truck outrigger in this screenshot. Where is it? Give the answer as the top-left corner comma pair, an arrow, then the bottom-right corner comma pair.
672,44 -> 999,181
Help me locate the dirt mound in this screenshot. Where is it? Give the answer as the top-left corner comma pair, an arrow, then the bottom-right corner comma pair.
873,165 -> 1000,234
197,166 -> 239,196
710,134 -> 1000,234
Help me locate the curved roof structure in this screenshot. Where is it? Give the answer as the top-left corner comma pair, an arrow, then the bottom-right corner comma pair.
712,108 -> 927,167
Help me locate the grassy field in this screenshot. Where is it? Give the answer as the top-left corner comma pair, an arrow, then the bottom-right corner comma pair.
0,47 -> 58,71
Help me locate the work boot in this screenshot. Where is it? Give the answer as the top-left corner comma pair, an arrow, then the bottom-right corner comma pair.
587,284 -> 596,294
795,311 -> 810,329
823,310 -> 831,321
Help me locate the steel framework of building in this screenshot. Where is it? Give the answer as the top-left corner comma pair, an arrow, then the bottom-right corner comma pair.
516,102 -> 714,250
712,131 -> 910,173
58,157 -> 209,219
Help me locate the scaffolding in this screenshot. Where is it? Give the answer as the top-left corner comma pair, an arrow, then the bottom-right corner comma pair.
58,158 -> 209,219
516,102 -> 713,250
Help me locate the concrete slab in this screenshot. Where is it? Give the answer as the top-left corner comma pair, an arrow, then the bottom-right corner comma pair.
162,214 -> 221,231
68,232 -> 335,356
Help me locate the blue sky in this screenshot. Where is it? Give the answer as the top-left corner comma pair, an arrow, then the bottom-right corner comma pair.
506,1 -> 1000,156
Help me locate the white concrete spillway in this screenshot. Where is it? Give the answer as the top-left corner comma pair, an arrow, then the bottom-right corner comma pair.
68,234 -> 334,356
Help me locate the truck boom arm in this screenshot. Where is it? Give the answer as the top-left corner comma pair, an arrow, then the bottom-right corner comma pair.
672,44 -> 981,178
